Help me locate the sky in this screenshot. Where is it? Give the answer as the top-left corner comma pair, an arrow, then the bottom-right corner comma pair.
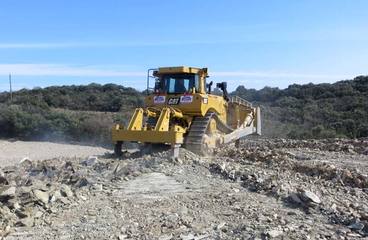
0,0 -> 367,92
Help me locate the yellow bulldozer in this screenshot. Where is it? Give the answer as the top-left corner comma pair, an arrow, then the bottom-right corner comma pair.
112,66 -> 261,157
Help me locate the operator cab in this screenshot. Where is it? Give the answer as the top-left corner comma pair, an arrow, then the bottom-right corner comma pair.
155,73 -> 200,94
150,67 -> 206,95
148,66 -> 229,100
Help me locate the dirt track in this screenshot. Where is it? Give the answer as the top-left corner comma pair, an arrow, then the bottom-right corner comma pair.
0,140 -> 109,167
0,138 -> 368,239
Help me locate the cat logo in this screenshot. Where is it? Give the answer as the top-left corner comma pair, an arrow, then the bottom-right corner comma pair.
168,97 -> 180,105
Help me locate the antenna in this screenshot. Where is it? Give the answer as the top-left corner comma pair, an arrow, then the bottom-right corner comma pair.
9,73 -> 13,102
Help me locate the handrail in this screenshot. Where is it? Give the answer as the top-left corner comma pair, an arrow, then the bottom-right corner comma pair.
230,96 -> 252,107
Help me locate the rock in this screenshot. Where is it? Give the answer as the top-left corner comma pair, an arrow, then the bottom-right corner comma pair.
33,189 -> 49,205
78,195 -> 87,201
58,196 -> 70,204
289,193 -> 302,204
60,185 -> 73,198
180,233 -> 195,240
0,186 -> 16,198
343,144 -> 355,153
120,226 -> 127,233
348,222 -> 365,231
336,228 -> 348,236
363,148 -> 368,155
361,211 -> 368,221
194,235 -> 209,240
232,188 -> 240,193
0,225 -> 11,238
15,217 -> 34,227
87,209 -> 97,216
118,235 -> 128,240
287,211 -> 298,216
92,183 -> 103,191
76,177 -> 89,188
34,211 -> 44,218
216,222 -> 226,230
12,201 -> 21,209
228,170 -> 236,180
81,156 -> 98,166
300,190 -> 321,204
219,163 -> 226,172
14,208 -> 28,218
346,232 -> 363,238
0,176 -> 8,185
159,234 -> 173,240
20,157 -> 32,168
50,189 -> 62,203
265,229 -> 283,238
295,154 -> 311,161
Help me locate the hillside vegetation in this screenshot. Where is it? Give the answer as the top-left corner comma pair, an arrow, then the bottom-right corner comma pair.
0,83 -> 143,112
0,84 -> 143,145
233,76 -> 368,139
0,76 -> 367,145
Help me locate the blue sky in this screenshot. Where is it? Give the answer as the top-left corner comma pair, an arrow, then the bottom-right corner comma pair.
0,0 -> 367,91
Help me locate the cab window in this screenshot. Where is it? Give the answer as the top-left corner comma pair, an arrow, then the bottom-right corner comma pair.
157,74 -> 198,94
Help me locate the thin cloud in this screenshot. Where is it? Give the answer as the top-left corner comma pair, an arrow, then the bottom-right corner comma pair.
0,64 -> 145,77
0,64 -> 356,82
0,40 -> 240,49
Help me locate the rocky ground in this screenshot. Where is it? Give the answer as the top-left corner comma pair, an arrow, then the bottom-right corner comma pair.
0,138 -> 368,240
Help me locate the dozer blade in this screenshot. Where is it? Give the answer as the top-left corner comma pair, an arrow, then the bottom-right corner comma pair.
112,107 -> 186,158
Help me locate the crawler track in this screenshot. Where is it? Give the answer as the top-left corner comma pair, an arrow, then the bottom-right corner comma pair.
185,112 -> 214,154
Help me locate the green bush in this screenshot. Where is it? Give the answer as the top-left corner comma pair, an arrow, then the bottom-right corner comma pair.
0,103 -> 128,145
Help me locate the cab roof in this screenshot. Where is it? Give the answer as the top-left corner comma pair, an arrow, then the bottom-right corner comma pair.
156,66 -> 208,76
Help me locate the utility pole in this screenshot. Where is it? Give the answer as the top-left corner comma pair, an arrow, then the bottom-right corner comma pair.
9,73 -> 13,102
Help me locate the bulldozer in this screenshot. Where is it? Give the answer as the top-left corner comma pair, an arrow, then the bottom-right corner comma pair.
112,66 -> 261,157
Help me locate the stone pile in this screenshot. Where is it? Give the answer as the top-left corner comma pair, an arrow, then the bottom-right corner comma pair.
0,152 -> 175,237
0,159 -> 90,236
242,138 -> 368,155
293,162 -> 368,188
217,141 -> 368,189
206,138 -> 368,237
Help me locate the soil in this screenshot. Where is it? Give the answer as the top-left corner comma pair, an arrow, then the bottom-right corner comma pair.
0,138 -> 368,240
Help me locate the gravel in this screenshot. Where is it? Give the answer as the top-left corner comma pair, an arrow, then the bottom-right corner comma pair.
1,138 -> 368,239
